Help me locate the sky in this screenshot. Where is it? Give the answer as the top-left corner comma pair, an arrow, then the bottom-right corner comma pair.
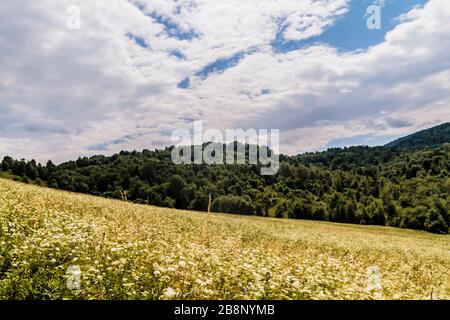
0,0 -> 449,163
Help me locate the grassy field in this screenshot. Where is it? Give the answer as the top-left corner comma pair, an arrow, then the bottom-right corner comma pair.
0,178 -> 449,300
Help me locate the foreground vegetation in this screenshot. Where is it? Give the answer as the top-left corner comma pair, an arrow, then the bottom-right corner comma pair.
0,179 -> 449,300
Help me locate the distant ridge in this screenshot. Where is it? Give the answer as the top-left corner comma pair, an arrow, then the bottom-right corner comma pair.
385,122 -> 450,149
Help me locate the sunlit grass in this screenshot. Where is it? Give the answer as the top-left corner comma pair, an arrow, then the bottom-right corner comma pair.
0,178 -> 449,300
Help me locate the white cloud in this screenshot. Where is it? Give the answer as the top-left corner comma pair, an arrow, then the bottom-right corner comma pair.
0,0 -> 449,163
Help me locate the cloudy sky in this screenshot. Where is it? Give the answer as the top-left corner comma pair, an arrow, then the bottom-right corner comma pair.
0,0 -> 449,163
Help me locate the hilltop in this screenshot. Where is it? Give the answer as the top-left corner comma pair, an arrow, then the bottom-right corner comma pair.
386,122 -> 450,149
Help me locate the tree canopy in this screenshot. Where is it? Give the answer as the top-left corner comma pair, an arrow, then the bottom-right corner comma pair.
1,123 -> 449,234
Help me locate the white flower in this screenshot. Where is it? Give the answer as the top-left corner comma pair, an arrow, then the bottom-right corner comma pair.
163,287 -> 177,299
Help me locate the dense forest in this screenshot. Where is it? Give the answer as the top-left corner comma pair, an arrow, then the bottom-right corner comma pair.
1,123 -> 449,234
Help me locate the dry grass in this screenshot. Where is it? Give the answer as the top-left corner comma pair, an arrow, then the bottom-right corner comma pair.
0,178 -> 449,300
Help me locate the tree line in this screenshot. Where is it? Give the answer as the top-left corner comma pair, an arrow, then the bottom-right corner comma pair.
1,140 -> 449,234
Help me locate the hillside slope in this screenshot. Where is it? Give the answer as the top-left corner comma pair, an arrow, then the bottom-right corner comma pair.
385,122 -> 450,149
0,179 -> 449,300
1,123 -> 449,234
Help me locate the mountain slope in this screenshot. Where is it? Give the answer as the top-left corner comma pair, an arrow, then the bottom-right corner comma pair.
385,122 -> 450,149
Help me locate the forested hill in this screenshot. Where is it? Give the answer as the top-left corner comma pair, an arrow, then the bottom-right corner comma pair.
385,122 -> 450,149
293,122 -> 450,170
1,123 -> 449,234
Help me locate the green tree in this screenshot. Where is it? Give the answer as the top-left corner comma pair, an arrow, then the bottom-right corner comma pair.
424,208 -> 448,234
1,156 -> 14,171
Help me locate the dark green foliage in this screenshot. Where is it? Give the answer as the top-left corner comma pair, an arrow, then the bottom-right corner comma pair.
211,195 -> 255,215
1,123 -> 449,234
386,122 -> 450,149
1,156 -> 13,171
424,208 -> 448,234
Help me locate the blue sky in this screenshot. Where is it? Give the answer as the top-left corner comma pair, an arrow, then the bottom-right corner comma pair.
127,33 -> 148,48
145,11 -> 199,41
175,0 -> 428,91
273,0 -> 428,53
325,133 -> 401,149
326,0 -> 428,50
178,48 -> 259,89
0,0 -> 449,162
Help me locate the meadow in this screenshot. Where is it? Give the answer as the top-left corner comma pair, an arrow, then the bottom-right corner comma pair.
0,178 -> 449,300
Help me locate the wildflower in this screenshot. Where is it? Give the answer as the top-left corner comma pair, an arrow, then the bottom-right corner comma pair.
1,178 -> 449,300
167,266 -> 176,273
163,287 -> 178,299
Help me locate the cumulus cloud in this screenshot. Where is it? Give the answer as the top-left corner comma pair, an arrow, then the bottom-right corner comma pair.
0,0 -> 449,162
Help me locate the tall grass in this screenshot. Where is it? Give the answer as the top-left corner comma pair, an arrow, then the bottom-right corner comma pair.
0,178 -> 449,300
